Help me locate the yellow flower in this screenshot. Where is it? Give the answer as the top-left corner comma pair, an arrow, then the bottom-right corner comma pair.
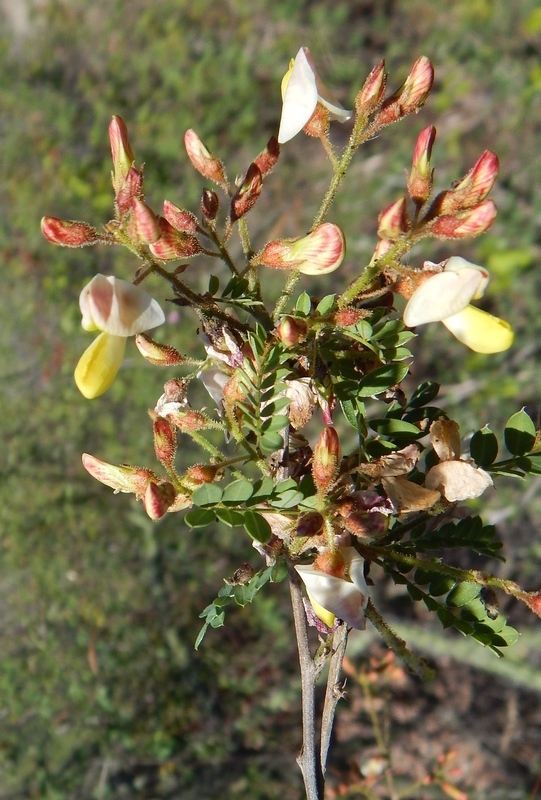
75,274 -> 165,398
403,256 -> 513,353
278,47 -> 352,144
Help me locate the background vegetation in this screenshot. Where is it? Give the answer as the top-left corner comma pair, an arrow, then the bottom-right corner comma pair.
0,0 -> 540,797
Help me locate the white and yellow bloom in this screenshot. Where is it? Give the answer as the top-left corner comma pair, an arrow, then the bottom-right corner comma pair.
278,47 -> 352,144
295,547 -> 369,630
403,256 -> 513,353
75,274 -> 165,398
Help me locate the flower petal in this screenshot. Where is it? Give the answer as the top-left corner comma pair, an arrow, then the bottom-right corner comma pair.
425,460 -> 493,501
74,332 -> 127,399
403,267 -> 488,326
442,305 -> 514,353
79,274 -> 165,336
278,48 -> 319,144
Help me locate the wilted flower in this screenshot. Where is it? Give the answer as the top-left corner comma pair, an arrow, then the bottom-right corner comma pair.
425,418 -> 493,502
278,47 -> 352,144
75,275 -> 165,399
295,547 -> 369,630
402,256 -> 513,353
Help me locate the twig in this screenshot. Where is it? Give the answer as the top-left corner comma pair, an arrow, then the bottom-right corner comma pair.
320,622 -> 348,777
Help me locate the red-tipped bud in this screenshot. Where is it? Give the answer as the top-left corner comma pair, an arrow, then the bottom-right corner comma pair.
313,549 -> 347,578
375,56 -> 434,127
332,308 -> 368,327
109,115 -> 134,194
41,217 -> 99,247
230,163 -> 263,222
115,167 -> 143,215
163,378 -> 188,404
201,189 -> 220,220
276,316 -> 308,347
166,410 -> 213,431
153,417 -> 177,466
302,104 -> 331,140
343,511 -> 389,540
253,135 -> 280,177
162,201 -> 199,233
149,217 -> 202,261
184,129 -> 227,187
143,481 -> 177,520
82,453 -> 156,498
252,223 -> 345,275
296,511 -> 324,538
355,60 -> 387,116
516,589 -> 541,618
183,464 -> 220,487
428,199 -> 497,239
312,426 -> 341,493
135,333 -> 186,366
407,125 -> 436,204
377,197 -> 410,240
437,151 -> 499,214
130,198 -> 161,244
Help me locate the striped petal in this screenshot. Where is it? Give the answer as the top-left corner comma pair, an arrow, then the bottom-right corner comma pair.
79,274 -> 165,336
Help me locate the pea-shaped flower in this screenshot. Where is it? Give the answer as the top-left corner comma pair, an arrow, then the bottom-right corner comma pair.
75,274 -> 165,399
402,256 -> 513,353
278,47 -> 352,144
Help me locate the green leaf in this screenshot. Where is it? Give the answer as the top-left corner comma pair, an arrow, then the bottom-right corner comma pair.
357,364 -> 409,397
194,622 -> 209,650
369,418 -> 421,438
215,508 -> 245,527
261,415 -> 289,433
248,477 -> 274,503
208,274 -> 220,294
243,511 -> 272,543
470,426 -> 499,467
504,409 -> 536,455
271,489 -> 304,509
262,397 -> 291,416
340,397 -> 360,428
446,582 -> 480,607
192,483 -> 223,507
222,479 -> 254,504
408,381 -> 440,408
184,508 -> 216,528
260,432 -> 284,454
315,294 -> 336,315
295,292 -> 312,315
428,576 -> 456,597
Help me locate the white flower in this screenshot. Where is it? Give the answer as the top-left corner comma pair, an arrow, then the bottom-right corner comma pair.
295,547 -> 369,630
278,47 -> 352,144
402,256 -> 513,353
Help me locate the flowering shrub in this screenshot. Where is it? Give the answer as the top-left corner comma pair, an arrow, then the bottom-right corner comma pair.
42,46 -> 541,799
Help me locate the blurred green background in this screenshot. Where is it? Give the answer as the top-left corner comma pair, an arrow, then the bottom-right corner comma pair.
1,0 -> 541,797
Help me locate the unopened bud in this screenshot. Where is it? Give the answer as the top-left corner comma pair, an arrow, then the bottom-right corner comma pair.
135,333 -> 186,366
312,426 -> 341,493
302,104 -> 330,139
131,198 -> 161,244
82,453 -> 156,498
115,167 -> 143,215
313,549 -> 347,578
109,115 -> 134,194
407,125 -> 436,204
183,464 -> 220,487
375,56 -> 434,127
153,417 -> 177,466
162,201 -> 199,233
428,200 -> 497,239
276,316 -> 308,347
167,410 -> 212,431
184,129 -> 227,187
437,151 -> 499,214
149,217 -> 202,261
296,511 -> 324,538
377,197 -> 409,240
163,378 -> 188,403
41,217 -> 99,247
252,223 -> 345,276
332,308 -> 368,327
253,135 -> 280,177
143,481 -> 177,520
343,511 -> 389,540
355,60 -> 386,116
201,189 -> 220,220
230,163 -> 263,222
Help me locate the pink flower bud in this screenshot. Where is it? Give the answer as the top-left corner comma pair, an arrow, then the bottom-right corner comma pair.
183,464 -> 220,486
201,189 -> 219,221
296,511 -> 324,538
135,333 -> 186,366
166,410 -> 212,431
375,56 -> 434,127
131,198 -> 161,244
109,115 -> 134,194
343,511 -> 389,540
115,167 -> 143,215
253,135 -> 280,177
149,217 -> 202,261
449,150 -> 499,209
153,417 -> 177,466
276,316 -> 308,347
41,217 -> 99,247
143,481 -> 177,520
355,60 -> 387,116
252,223 -> 345,275
429,200 -> 497,239
82,453 -> 156,497
332,308 -> 367,327
312,426 -> 341,493
230,163 -> 263,222
407,125 -> 436,204
184,129 -> 227,187
162,201 -> 199,233
377,197 -> 410,240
